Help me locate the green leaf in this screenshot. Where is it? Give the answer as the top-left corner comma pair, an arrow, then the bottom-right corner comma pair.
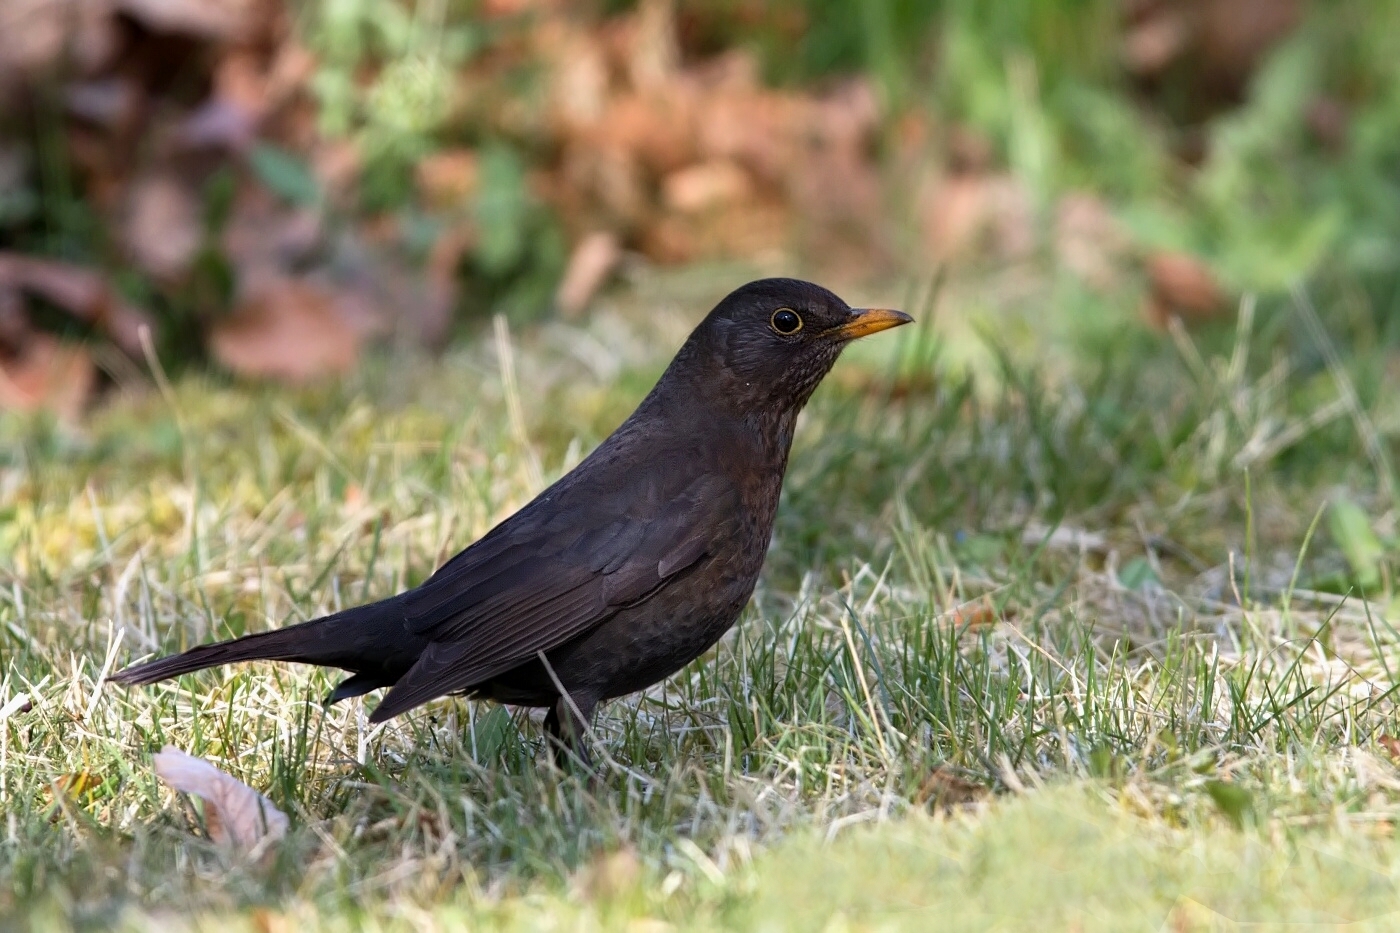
473,144 -> 529,276
248,144 -> 321,207
471,706 -> 513,763
1204,780 -> 1254,830
1328,496 -> 1384,591
1087,746 -> 1123,781
1118,557 -> 1158,591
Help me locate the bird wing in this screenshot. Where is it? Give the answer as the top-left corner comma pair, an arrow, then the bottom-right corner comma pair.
367,470 -> 740,721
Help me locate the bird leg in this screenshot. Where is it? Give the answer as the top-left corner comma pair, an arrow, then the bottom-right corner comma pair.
544,690 -> 597,772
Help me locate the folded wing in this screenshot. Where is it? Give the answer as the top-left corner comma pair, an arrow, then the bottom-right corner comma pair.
367,470 -> 739,721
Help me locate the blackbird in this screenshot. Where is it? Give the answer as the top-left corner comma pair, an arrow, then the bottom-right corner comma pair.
111,278 -> 911,763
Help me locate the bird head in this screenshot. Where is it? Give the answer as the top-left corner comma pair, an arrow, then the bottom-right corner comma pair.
680,278 -> 912,415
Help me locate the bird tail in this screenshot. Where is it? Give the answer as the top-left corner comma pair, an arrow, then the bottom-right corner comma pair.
109,598 -> 421,702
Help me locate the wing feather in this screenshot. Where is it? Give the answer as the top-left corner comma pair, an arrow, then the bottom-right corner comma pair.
368,471 -> 739,721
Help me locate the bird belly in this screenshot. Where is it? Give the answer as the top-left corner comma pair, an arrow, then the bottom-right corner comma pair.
562,558 -> 758,699
479,556 -> 756,706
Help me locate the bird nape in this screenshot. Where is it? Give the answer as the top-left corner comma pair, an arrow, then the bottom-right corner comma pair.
110,278 -> 912,767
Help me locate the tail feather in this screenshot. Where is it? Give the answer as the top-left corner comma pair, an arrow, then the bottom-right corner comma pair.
109,599 -> 425,702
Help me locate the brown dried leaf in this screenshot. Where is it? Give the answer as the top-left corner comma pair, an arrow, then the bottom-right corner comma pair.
1195,0 -> 1302,88
312,139 -> 361,198
0,286 -> 29,349
1145,250 -> 1225,325
0,0 -> 116,93
1122,10 -> 1189,76
220,191 -> 323,276
1,0 -> 79,75
1379,735 -> 1400,760
152,746 -> 288,853
1054,193 -> 1129,291
416,149 -> 480,208
555,230 -> 621,318
0,335 -> 96,422
625,0 -> 679,94
595,90 -> 698,175
697,89 -> 800,183
946,596 -> 998,631
919,174 -> 1034,264
662,160 -> 753,214
543,22 -> 610,133
65,77 -> 143,132
0,253 -> 155,355
114,0 -> 256,41
124,174 -> 201,280
212,278 -> 362,382
175,54 -> 265,152
1306,95 -> 1348,151
418,225 -> 475,345
561,144 -> 650,229
913,766 -> 987,809
575,845 -> 642,901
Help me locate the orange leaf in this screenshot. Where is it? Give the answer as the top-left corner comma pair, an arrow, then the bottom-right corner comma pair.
210,278 -> 362,383
0,335 -> 95,422
555,231 -> 621,318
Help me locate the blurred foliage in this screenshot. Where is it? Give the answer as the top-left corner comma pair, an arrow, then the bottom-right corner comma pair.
0,0 -> 1398,398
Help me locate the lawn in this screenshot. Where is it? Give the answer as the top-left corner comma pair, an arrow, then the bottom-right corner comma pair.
5,263 -> 1400,930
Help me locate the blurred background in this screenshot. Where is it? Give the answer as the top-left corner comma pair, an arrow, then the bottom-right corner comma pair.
0,0 -> 1396,415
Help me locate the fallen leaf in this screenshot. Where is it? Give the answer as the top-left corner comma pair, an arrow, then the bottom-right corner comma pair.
0,253 -> 156,355
124,174 -> 201,280
1204,779 -> 1254,829
575,845 -> 642,901
211,277 -> 362,382
593,90 -> 698,176
662,160 -> 752,214
420,225 -> 475,345
114,0 -> 256,42
1379,735 -> 1400,759
1306,95 -> 1348,151
1144,251 -> 1225,326
311,139 -> 361,198
1195,0 -> 1302,91
46,768 -> 108,821
0,286 -> 28,347
220,190 -> 325,277
945,596 -> 998,631
555,230 -> 621,318
920,174 -> 1033,263
65,77 -> 143,132
153,746 -> 288,852
416,148 -> 480,208
543,22 -> 610,132
1055,192 -> 1128,291
624,0 -> 679,94
1122,9 -> 1189,76
0,334 -> 96,421
913,767 -> 987,808
0,0 -> 116,80
50,769 -> 101,802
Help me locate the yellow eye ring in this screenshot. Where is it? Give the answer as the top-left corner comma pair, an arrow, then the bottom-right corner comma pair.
770,308 -> 802,334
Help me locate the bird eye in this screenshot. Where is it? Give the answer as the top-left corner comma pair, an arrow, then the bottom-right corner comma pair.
770,308 -> 802,334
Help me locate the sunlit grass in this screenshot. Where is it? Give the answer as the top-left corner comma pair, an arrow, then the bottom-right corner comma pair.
4,277 -> 1400,929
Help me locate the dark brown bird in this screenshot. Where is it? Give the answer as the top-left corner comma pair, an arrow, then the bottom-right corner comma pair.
110,279 -> 910,763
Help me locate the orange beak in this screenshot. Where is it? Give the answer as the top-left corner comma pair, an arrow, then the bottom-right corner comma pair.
826,307 -> 914,341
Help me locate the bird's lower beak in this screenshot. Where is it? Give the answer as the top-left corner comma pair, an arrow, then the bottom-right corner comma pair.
828,307 -> 914,340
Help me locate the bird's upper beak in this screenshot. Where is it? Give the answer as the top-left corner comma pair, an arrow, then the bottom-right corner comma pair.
826,307 -> 914,341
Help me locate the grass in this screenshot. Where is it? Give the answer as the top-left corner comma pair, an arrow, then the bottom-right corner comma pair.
5,269 -> 1400,930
